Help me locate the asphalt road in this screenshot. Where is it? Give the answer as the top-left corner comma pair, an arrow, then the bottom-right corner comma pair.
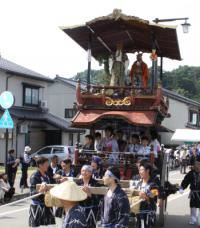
0,169 -> 192,228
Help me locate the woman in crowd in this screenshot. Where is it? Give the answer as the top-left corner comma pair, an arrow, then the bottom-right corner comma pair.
0,173 -> 15,203
77,165 -> 102,228
101,126 -> 119,164
135,162 -> 158,228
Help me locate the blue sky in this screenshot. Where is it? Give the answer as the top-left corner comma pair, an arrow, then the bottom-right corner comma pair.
0,0 -> 199,78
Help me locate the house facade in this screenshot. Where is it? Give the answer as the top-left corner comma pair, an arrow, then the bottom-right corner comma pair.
161,89 -> 200,145
0,58 -> 82,163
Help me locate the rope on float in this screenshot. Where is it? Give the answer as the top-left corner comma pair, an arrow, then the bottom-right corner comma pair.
0,192 -> 42,209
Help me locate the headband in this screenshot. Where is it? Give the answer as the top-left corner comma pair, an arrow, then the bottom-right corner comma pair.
92,156 -> 102,165
104,170 -> 120,182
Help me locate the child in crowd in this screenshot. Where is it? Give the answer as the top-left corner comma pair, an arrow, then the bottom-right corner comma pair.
128,134 -> 140,154
137,136 -> 151,158
83,135 -> 94,151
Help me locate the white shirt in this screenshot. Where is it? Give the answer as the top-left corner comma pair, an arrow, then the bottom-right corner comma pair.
128,144 -> 140,153
0,180 -> 10,200
149,139 -> 161,158
137,146 -> 151,157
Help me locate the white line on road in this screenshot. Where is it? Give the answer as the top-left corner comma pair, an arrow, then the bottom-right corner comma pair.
0,207 -> 29,217
168,191 -> 189,203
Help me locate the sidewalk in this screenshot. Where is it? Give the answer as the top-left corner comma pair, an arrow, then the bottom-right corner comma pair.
12,169 -> 36,200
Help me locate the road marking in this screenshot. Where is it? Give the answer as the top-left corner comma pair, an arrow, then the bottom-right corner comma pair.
0,207 -> 29,217
168,191 -> 189,203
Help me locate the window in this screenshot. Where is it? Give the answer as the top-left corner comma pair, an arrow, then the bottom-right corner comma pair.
69,133 -> 74,146
52,147 -> 65,154
65,109 -> 77,118
37,147 -> 52,155
23,85 -> 39,106
189,110 -> 198,126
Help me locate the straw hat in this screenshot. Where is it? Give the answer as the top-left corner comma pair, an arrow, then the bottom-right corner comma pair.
50,181 -> 87,202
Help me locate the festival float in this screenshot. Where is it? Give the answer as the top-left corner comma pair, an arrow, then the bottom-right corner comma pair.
59,9 -> 182,226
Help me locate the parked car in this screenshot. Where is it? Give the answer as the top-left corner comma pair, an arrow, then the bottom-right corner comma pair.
30,145 -> 75,166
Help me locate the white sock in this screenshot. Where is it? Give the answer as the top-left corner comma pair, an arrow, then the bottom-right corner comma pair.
191,207 -> 197,222
197,208 -> 200,225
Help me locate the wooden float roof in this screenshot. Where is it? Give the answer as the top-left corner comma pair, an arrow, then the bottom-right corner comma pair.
61,9 -> 181,60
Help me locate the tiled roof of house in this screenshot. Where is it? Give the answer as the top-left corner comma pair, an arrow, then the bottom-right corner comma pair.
7,106 -> 84,132
55,75 -> 87,90
0,57 -> 53,82
163,88 -> 200,107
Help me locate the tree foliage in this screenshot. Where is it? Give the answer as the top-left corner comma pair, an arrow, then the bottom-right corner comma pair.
163,66 -> 200,101
72,65 -> 200,102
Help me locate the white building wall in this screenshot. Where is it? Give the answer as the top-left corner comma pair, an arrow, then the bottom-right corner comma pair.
161,97 -> 189,145
62,132 -> 70,145
0,70 -> 7,92
17,134 -> 26,158
0,71 -> 49,107
47,81 -> 76,119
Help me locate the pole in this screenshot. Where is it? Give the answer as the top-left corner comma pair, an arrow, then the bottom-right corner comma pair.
87,33 -> 92,92
153,17 -> 189,23
5,76 -> 10,173
160,57 -> 163,81
5,129 -> 8,173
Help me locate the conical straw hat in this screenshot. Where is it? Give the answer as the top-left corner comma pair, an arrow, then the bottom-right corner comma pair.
50,181 -> 87,202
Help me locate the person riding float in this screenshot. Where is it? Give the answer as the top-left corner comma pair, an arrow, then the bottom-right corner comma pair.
101,126 -> 119,164
130,53 -> 149,89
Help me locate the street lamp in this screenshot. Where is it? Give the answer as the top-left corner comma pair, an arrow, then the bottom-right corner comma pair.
181,19 -> 191,33
153,17 -> 191,33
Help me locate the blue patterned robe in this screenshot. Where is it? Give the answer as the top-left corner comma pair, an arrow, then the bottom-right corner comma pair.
101,185 -> 130,228
62,205 -> 87,228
